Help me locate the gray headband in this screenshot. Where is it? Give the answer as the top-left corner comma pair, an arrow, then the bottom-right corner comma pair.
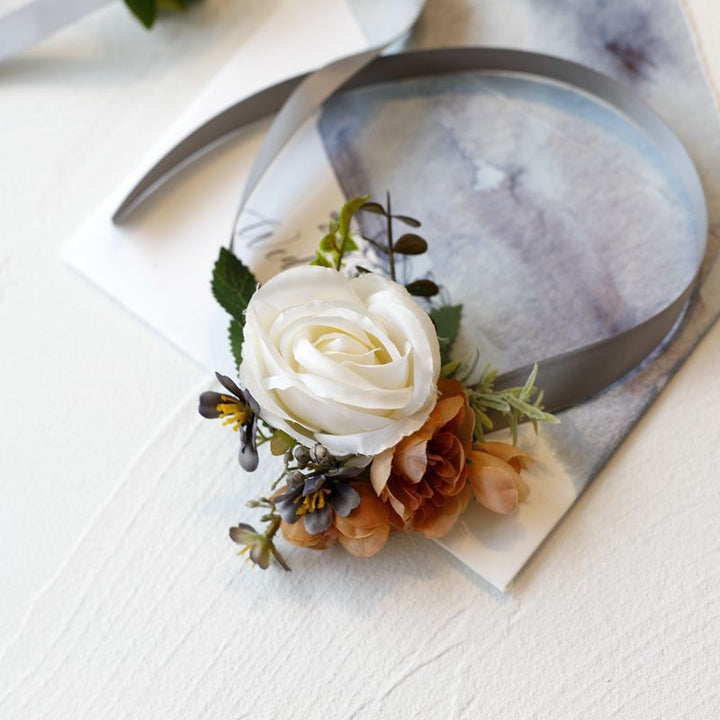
113,34 -> 707,418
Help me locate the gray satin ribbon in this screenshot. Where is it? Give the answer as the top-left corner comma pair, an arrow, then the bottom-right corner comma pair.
112,38 -> 707,418
0,0 -> 113,63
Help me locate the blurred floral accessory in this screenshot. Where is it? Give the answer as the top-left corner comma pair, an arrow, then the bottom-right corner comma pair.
124,0 -> 202,28
200,196 -> 557,571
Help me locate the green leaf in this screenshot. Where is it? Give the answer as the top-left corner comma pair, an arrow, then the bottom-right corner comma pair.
319,233 -> 337,253
310,251 -> 333,268
124,0 -> 157,27
394,234 -> 428,255
340,235 -> 359,254
359,201 -> 387,216
229,319 -> 244,371
441,359 -> 462,378
158,0 -> 189,10
406,279 -> 440,298
338,195 -> 370,238
211,247 -> 258,323
429,304 -> 462,364
473,394 -> 511,413
393,214 -> 421,228
520,363 -> 539,400
270,429 -> 296,456
474,407 -> 494,431
504,395 -> 547,420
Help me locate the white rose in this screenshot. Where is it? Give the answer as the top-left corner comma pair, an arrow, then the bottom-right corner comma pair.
239,266 -> 441,456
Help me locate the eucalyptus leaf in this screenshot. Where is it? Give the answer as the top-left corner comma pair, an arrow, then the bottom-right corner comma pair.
394,234 -> 428,255
406,279 -> 440,297
392,214 -> 422,228
359,202 -> 387,216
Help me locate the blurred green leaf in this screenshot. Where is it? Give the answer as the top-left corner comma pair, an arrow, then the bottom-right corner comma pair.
394,233 -> 428,255
270,430 -> 296,456
319,233 -> 337,253
310,251 -> 333,268
393,214 -> 421,228
360,202 -> 388,216
125,0 -> 156,27
406,279 -> 440,297
229,319 -> 244,371
338,195 -> 369,238
429,304 -> 462,363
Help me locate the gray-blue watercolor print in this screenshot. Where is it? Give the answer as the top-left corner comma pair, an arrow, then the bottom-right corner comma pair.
320,0 -> 720,492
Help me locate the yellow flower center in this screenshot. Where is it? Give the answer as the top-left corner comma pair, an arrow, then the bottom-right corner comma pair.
295,487 -> 331,516
216,395 -> 249,432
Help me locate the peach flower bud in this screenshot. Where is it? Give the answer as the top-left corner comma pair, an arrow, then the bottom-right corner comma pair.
468,441 -> 532,514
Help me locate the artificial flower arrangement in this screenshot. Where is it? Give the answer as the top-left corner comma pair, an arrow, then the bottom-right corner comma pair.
199,195 -> 557,570
124,0 -> 202,28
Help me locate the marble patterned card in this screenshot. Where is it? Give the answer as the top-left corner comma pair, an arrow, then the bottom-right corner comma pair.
63,0 -> 720,589
319,0 -> 720,587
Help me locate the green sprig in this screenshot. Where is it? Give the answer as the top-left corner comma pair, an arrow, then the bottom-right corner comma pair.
463,363 -> 559,444
358,193 -> 439,297
311,195 -> 368,270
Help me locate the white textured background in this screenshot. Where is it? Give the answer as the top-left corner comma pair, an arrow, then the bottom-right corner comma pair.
1,0 -> 719,717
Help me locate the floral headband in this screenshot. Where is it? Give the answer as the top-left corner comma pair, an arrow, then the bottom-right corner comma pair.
199,195 -> 557,571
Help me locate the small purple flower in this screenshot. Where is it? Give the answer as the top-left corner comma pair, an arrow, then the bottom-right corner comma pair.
274,452 -> 369,535
229,523 -> 290,571
199,372 -> 260,471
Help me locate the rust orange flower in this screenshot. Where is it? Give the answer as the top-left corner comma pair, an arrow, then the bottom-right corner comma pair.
468,441 -> 532,514
333,482 -> 391,557
281,514 -> 336,550
280,482 -> 390,557
370,378 -> 473,538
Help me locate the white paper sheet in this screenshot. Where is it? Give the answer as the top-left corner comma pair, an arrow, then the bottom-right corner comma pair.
63,0 -> 578,591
